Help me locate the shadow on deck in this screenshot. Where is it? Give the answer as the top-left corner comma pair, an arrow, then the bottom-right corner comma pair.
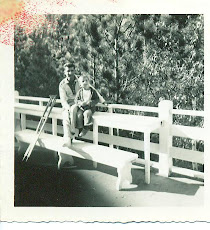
14,145 -> 204,207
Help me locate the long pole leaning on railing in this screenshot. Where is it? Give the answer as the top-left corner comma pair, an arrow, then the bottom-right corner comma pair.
22,95 -> 57,162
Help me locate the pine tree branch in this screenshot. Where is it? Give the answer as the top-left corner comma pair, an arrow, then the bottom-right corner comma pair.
116,15 -> 124,36
104,30 -> 115,50
122,76 -> 128,91
104,28 -> 112,38
122,23 -> 134,35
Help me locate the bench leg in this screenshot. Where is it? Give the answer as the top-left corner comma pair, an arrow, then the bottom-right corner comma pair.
57,152 -> 62,169
15,138 -> 24,154
116,162 -> 134,191
15,138 -> 27,161
144,132 -> 150,184
57,152 -> 74,170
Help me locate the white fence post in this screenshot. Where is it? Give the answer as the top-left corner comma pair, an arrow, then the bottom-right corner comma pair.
16,91 -> 26,131
192,140 -> 198,171
158,100 -> 173,177
14,90 -> 19,103
39,100 -> 45,132
39,101 -> 44,106
93,121 -> 98,168
20,114 -> 26,130
52,118 -> 57,136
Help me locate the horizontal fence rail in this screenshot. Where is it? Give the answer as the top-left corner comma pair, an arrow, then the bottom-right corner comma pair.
15,95 -> 159,113
14,92 -> 204,179
172,108 -> 204,117
108,104 -> 159,113
171,125 -> 204,141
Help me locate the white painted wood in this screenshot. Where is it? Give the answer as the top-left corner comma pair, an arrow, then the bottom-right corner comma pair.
39,101 -> 44,106
15,129 -> 138,167
116,162 -> 136,190
144,132 -> 151,184
51,118 -> 58,157
27,120 -> 64,135
15,95 -> 62,104
20,114 -> 26,130
26,119 -> 204,166
93,112 -> 161,133
158,100 -> 173,177
14,91 -> 19,104
108,106 -> 114,148
172,109 -> 204,117
16,95 -> 108,109
16,96 -> 49,102
92,121 -> 98,168
92,112 -> 161,184
93,121 -> 98,145
15,95 -> 204,117
171,165 -> 204,179
57,151 -> 62,169
170,147 -> 204,164
15,103 -> 63,120
15,103 -> 162,133
15,129 -> 138,190
134,159 -> 204,180
109,104 -> 159,113
27,120 -> 160,153
171,125 -> 204,141
15,102 -> 161,185
83,131 -> 160,153
52,118 -> 57,136
15,96 -> 205,181
134,158 -> 159,169
192,140 -> 198,171
15,95 -> 159,113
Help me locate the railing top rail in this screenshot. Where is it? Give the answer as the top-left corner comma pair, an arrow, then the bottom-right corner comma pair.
15,95 -> 159,113
172,109 -> 204,117
16,96 -> 107,108
107,104 -> 159,113
15,95 -> 204,117
16,95 -> 61,103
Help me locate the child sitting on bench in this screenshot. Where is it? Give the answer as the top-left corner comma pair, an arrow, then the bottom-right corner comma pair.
75,75 -> 99,137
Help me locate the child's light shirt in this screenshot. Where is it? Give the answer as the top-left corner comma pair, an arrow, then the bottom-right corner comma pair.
82,88 -> 92,102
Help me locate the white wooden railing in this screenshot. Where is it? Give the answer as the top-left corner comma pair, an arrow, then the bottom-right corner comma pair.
14,91 -> 204,179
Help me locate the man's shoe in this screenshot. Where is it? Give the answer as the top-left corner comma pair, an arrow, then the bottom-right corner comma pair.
70,132 -> 75,137
70,127 -> 76,136
78,128 -> 89,137
85,121 -> 93,126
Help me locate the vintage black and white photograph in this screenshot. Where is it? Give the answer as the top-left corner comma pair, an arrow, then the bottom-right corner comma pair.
1,0 -> 210,224
13,13 -> 204,207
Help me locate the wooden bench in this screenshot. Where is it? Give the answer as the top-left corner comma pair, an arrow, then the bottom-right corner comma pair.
15,129 -> 139,190
15,102 -> 162,186
92,112 -> 162,184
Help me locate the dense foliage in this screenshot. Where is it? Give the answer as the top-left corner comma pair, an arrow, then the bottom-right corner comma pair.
15,14 -> 204,110
14,15 -> 204,170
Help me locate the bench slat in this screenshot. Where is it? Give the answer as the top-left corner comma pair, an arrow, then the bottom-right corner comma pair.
15,129 -> 138,168
15,103 -> 161,133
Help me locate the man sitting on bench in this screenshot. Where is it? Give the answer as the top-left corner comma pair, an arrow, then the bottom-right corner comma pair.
59,62 -> 78,148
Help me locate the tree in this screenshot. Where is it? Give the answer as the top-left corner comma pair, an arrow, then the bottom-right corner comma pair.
15,14 -> 204,111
